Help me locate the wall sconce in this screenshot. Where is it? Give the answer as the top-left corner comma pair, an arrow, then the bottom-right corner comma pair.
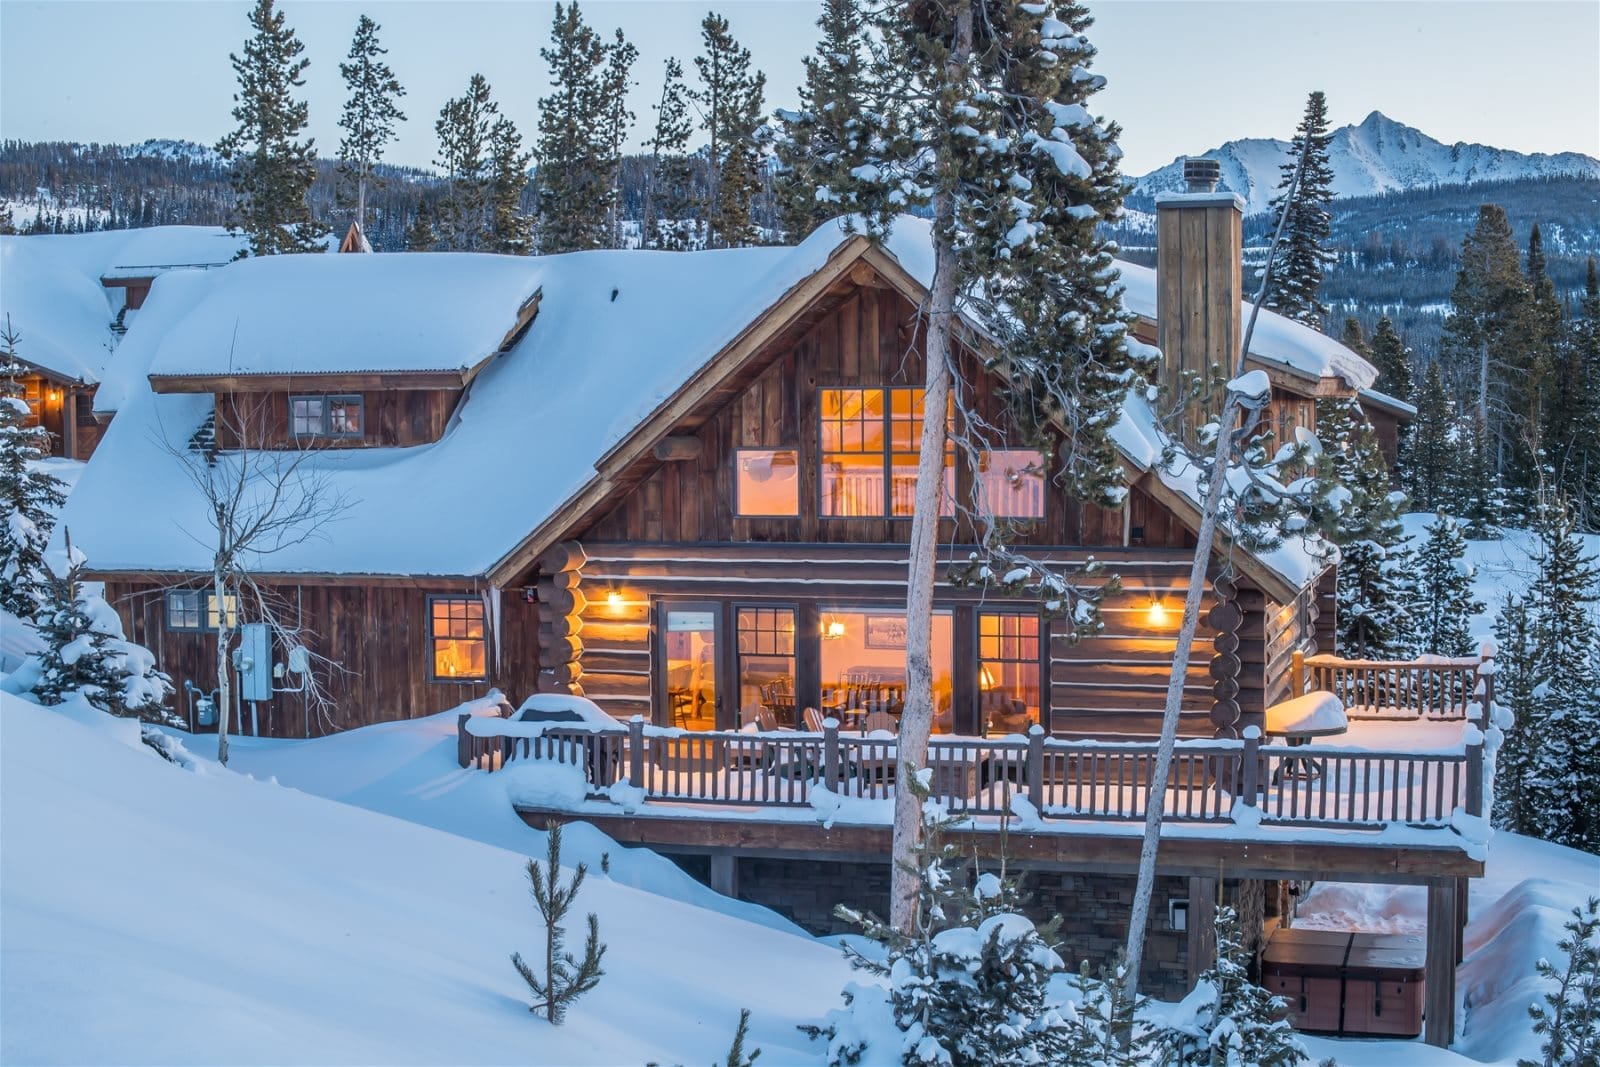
822,616 -> 846,640
1147,598 -> 1169,626
606,590 -> 626,614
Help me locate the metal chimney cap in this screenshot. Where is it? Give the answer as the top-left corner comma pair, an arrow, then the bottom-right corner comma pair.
1183,157 -> 1222,193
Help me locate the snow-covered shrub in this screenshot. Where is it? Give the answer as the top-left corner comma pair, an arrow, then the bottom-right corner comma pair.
1151,906 -> 1307,1067
30,540 -> 175,723
1058,958 -> 1151,1066
1521,897 -> 1600,1067
0,324 -> 67,619
1408,513 -> 1485,657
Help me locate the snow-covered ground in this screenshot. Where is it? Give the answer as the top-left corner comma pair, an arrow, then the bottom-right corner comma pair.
4,685 -> 1595,1065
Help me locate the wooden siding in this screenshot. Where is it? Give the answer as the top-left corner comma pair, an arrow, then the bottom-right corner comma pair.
212,388 -> 462,450
103,579 -> 541,738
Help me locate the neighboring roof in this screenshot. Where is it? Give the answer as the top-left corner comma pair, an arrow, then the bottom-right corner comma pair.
338,222 -> 374,255
1116,261 -> 1378,391
61,216 -> 1333,598
142,253 -> 548,381
0,227 -> 245,383
1358,387 -> 1418,419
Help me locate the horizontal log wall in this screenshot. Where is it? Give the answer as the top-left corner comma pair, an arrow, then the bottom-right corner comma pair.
104,578 -> 540,738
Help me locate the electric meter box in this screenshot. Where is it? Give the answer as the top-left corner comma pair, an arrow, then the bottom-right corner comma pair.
235,622 -> 273,702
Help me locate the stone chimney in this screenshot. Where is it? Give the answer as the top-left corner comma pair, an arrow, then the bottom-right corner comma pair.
1155,157 -> 1245,431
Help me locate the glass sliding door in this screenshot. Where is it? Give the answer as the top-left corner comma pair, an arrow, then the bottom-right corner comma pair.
661,604 -> 720,730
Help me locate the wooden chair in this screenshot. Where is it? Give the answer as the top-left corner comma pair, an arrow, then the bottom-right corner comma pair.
758,677 -> 797,729
861,710 -> 897,735
802,706 -> 826,732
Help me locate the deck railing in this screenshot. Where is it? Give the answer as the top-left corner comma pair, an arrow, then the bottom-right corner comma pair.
458,714 -> 1486,833
1297,651 -> 1486,720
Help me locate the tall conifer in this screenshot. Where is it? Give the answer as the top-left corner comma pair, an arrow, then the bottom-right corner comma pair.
692,13 -> 767,249
0,321 -> 66,620
1408,513 -> 1483,657
1263,91 -> 1335,327
216,0 -> 329,256
1547,259 -> 1600,529
1401,362 -> 1457,509
336,15 -> 406,236
643,58 -> 696,251
1367,316 -> 1413,402
433,74 -> 525,252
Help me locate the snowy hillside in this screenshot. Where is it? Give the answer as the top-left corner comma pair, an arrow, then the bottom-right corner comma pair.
1131,111 -> 1600,215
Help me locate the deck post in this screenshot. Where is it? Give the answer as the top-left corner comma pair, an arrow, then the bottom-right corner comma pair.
1465,731 -> 1485,819
1291,649 -> 1305,697
709,853 -> 738,897
1185,875 -> 1218,989
1239,726 -> 1260,804
823,718 -> 840,790
1026,724 -> 1045,812
1455,876 -> 1469,965
1425,879 -> 1459,1048
457,713 -> 472,768
628,715 -> 645,785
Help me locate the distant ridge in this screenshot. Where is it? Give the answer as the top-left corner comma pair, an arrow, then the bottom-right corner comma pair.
1130,111 -> 1600,215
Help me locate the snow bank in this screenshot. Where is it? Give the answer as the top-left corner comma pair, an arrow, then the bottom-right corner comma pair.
0,690 -> 847,1065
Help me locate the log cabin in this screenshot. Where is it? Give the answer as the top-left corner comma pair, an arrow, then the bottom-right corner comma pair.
0,226 -> 243,460
58,188 -> 1485,1043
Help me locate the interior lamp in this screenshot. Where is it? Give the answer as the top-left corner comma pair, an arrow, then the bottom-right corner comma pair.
822,617 -> 846,640
606,590 -> 625,612
979,666 -> 997,691
1147,598 -> 1169,626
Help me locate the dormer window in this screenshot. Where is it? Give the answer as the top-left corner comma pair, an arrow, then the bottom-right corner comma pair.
290,395 -> 364,439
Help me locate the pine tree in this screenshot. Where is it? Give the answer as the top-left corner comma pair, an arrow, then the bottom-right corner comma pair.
1548,259 -> 1600,531
1409,513 -> 1484,656
486,116 -> 531,255
405,200 -> 437,251
510,822 -> 605,1023
433,74 -> 497,251
1511,224 -> 1566,500
720,1009 -> 761,1067
336,15 -> 406,235
1061,959 -> 1151,1067
1402,362 -> 1459,510
0,320 -> 66,620
31,535 -> 173,720
691,13 -> 767,249
598,29 -> 638,248
1524,498 -> 1600,851
1263,91 -> 1335,327
1368,315 -> 1413,402
1440,204 -> 1532,499
533,4 -> 633,254
1151,907 -> 1309,1067
1315,397 -> 1412,657
1492,591 -> 1540,834
770,0 -> 892,241
1340,316 -> 1368,359
1520,897 -> 1600,1067
215,0 -> 329,256
642,58 -> 697,251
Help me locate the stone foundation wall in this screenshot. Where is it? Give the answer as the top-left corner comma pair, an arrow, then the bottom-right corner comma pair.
667,852 -> 1196,1001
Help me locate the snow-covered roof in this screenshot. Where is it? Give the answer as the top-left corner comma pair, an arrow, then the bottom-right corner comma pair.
143,253 -> 544,380
1358,387 -> 1418,418
1116,261 -> 1378,390
60,216 -> 1331,594
0,227 -> 245,383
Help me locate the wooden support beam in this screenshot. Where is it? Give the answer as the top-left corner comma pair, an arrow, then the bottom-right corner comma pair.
709,854 -> 738,897
1425,880 -> 1460,1048
1185,876 -> 1218,990
652,436 -> 703,462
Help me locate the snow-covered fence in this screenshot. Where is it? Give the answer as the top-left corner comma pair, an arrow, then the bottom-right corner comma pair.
1299,652 -> 1484,720
461,714 -> 1484,835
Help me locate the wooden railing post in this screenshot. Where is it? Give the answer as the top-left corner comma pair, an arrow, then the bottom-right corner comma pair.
1239,726 -> 1260,804
1291,649 -> 1306,698
628,715 -> 645,785
1026,724 -> 1045,813
823,718 -> 840,790
1465,729 -> 1485,819
457,712 -> 472,768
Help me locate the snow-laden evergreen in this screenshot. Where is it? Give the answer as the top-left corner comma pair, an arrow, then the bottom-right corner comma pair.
1367,315 -> 1413,403
1262,91 -> 1335,327
1408,513 -> 1485,657
0,322 -> 66,620
335,15 -> 406,235
1520,897 -> 1600,1067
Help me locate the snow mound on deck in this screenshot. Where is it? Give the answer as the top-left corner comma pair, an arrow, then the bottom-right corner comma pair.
0,690 -> 849,1065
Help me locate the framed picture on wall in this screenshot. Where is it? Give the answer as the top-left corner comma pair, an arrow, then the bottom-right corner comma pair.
864,614 -> 908,650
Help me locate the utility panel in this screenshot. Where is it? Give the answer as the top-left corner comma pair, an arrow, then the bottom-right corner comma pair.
235,622 -> 273,703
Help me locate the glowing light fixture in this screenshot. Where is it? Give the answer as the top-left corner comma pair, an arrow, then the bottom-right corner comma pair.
979,666 -> 997,691
822,616 -> 847,640
1147,598 -> 1169,626
606,590 -> 625,612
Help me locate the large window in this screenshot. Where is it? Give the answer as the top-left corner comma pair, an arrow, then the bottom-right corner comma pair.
430,596 -> 486,680
734,449 -> 800,517
166,590 -> 238,632
820,388 -> 952,517
290,395 -> 364,439
979,612 -> 1043,735
975,449 -> 1047,519
737,607 -> 796,726
819,608 -> 954,732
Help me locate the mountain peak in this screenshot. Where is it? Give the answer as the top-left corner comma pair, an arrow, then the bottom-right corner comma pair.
1132,114 -> 1599,215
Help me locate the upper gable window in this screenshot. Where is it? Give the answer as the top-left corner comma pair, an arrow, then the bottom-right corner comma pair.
976,449 -> 1047,519
735,449 -> 800,517
820,387 -> 952,518
290,395 -> 364,439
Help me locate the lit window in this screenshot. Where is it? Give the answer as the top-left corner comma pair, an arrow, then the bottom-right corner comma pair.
431,596 -> 486,680
976,449 -> 1046,519
207,592 -> 240,631
979,613 -> 1042,735
820,387 -> 952,517
735,449 -> 800,517
290,394 -> 364,439
737,607 -> 797,726
166,590 -> 204,631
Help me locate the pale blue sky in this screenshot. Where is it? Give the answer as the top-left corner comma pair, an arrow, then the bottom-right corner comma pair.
1,0 -> 1595,176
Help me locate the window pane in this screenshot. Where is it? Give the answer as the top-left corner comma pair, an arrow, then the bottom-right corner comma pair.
206,593 -> 239,630
431,598 -> 486,679
822,454 -> 885,517
735,449 -> 800,517
977,450 -> 1046,519
290,397 -> 324,436
737,607 -> 796,728
979,612 -> 1042,736
327,397 -> 363,436
664,608 -> 717,731
820,610 -> 953,732
167,590 -> 202,630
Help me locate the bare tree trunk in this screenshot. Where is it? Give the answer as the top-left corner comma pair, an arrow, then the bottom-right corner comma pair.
213,567 -> 232,767
356,173 -> 367,236
890,0 -> 971,937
